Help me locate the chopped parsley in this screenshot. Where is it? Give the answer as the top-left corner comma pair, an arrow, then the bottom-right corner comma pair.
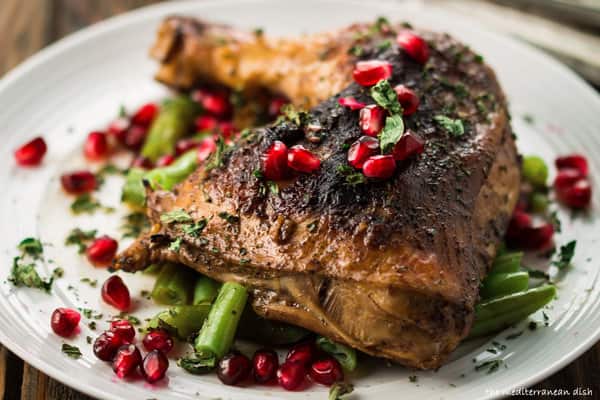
117,312 -> 141,325
70,194 -> 114,214
278,104 -> 309,126
8,257 -> 53,293
474,359 -> 503,374
205,137 -> 225,171
307,221 -> 318,233
181,219 -> 207,237
370,80 -> 402,115
328,382 -> 354,400
549,211 -> 562,233
169,237 -> 183,252
336,165 -> 366,185
252,169 -> 264,179
65,228 -> 97,253
552,240 -> 576,269
178,353 -> 217,374
121,212 -> 150,238
379,115 -> 405,153
61,343 -> 82,359
348,45 -> 363,56
17,238 -> 44,258
218,212 -> 240,224
434,115 -> 465,137
95,163 -> 127,187
377,39 -> 392,51
267,181 -> 279,194
409,375 -> 418,383
80,277 -> 98,287
161,209 -> 193,224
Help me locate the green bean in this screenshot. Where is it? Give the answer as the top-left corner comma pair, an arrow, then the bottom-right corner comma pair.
121,168 -> 146,207
469,284 -> 556,338
151,263 -> 197,305
522,155 -> 548,188
490,251 -> 523,274
148,304 -> 211,339
480,272 -> 529,299
192,276 -> 220,305
194,282 -> 248,362
316,336 -> 357,371
237,307 -> 310,345
529,192 -> 549,213
143,264 -> 163,275
141,96 -> 200,162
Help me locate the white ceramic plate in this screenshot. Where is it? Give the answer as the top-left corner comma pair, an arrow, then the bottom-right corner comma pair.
1,1 -> 599,399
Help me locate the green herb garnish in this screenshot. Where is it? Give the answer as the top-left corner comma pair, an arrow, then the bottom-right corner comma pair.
17,238 -> 44,258
370,80 -> 402,115
65,228 -> 97,254
434,115 -> 464,137
178,353 -> 217,374
8,257 -> 53,293
61,343 -> 82,359
329,383 -> 354,400
379,114 -> 405,153
182,219 -> 208,237
70,194 -> 114,214
218,212 -> 240,224
121,212 -> 150,238
161,209 -> 193,224
169,237 -> 183,252
552,240 -> 576,270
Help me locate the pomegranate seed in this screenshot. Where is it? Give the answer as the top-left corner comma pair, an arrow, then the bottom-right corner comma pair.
555,154 -> 588,177
262,141 -> 290,180
110,319 -> 135,343
359,105 -> 385,137
252,349 -> 279,384
277,361 -> 306,391
505,211 -> 554,250
14,137 -> 47,166
198,137 -> 217,162
217,352 -> 251,386
352,60 -> 393,86
60,171 -> 97,194
50,308 -> 80,337
363,155 -> 396,179
286,342 -> 316,366
392,130 -> 425,161
131,156 -> 154,169
338,97 -> 366,110
112,344 -> 142,378
309,358 -> 344,386
553,168 -> 584,191
192,89 -> 231,118
84,131 -> 109,161
288,145 -> 321,173
268,97 -> 289,118
397,30 -> 430,64
124,125 -> 148,151
218,121 -> 237,142
131,103 -> 158,127
86,236 -> 118,267
556,178 -> 592,209
101,275 -> 130,311
175,138 -> 201,156
143,330 -> 174,354
505,210 -> 532,239
195,115 -> 218,132
142,350 -> 169,383
156,154 -> 175,167
107,117 -> 130,145
394,85 -> 419,116
348,136 -> 379,169
93,331 -> 125,361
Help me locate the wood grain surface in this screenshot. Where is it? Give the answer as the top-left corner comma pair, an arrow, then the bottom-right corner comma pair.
0,0 -> 599,399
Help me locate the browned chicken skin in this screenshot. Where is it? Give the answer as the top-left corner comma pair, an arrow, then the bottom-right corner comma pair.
117,17 -> 520,369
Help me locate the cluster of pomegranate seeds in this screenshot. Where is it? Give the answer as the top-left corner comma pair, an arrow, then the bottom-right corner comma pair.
362,155 -> 397,179
277,360 -> 307,390
352,60 -> 393,86
195,115 -> 218,132
262,141 -> 289,180
505,210 -> 554,250
143,329 -> 174,354
392,130 -> 425,161
60,171 -> 97,194
107,117 -> 130,144
94,330 -> 125,361
50,308 -> 80,337
217,352 -> 252,385
252,349 -> 279,383
338,97 -> 366,110
131,155 -> 154,169
84,131 -> 109,161
348,136 -> 379,169
142,350 -> 169,383
287,145 -> 321,173
124,125 -> 149,151
156,154 -> 175,167
110,319 -> 136,343
101,275 -> 131,311
192,88 -> 232,118
86,236 -> 118,267
268,97 -> 290,118
396,30 -> 430,64
309,358 -> 344,386
359,105 -> 385,136
553,154 -> 592,209
394,85 -> 419,116
113,344 -> 143,378
131,103 -> 159,127
14,137 -> 47,166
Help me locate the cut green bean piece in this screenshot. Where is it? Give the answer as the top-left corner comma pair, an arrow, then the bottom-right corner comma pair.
121,168 -> 146,207
237,307 -> 310,345
522,155 -> 548,188
480,272 -> 529,300
194,282 -> 248,360
148,304 -> 211,339
141,96 -> 200,162
151,264 -> 197,305
316,336 -> 357,371
490,251 -> 523,274
469,284 -> 556,338
192,276 -> 220,305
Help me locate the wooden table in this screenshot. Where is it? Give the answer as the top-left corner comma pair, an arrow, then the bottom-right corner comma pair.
0,1 -> 599,399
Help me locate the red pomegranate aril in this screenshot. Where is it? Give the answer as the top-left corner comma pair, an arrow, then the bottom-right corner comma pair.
359,105 -> 385,137
86,236 -> 118,267
131,103 -> 158,127
142,350 -> 169,383
156,154 -> 175,167
286,341 -> 316,366
555,154 -> 588,177
348,136 -> 379,169
50,308 -> 80,337
14,137 -> 47,166
198,137 -> 217,162
217,352 -> 252,386
84,131 -> 109,161
397,30 -> 430,64
505,211 -> 554,250
309,358 -> 344,386
268,97 -> 289,118
352,60 -> 393,86
131,155 -> 154,169
262,140 -> 290,180
143,330 -> 174,354
101,275 -> 131,311
557,178 -> 592,209
192,89 -> 231,118
392,130 -> 425,161
394,85 -> 420,116
363,155 -> 396,179
553,168 -> 584,191
195,115 -> 218,132
60,171 -> 97,195
288,145 -> 321,173
113,344 -> 142,378
175,138 -> 201,156
110,319 -> 135,343
93,331 -> 125,361
252,349 -> 279,384
338,97 -> 366,110
505,210 -> 532,239
124,125 -> 148,151
218,121 -> 237,142
108,117 -> 130,145
277,361 -> 306,391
